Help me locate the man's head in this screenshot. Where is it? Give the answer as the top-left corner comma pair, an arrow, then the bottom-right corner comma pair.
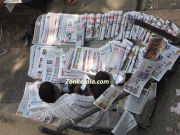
91,71 -> 111,99
39,81 -> 62,103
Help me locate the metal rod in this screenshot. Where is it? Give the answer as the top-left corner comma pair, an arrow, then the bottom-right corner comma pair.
128,18 -> 180,45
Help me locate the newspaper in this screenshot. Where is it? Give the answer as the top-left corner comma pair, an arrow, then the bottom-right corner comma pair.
28,81 -> 48,110
122,46 -> 139,73
98,43 -> 112,70
121,39 -> 134,64
94,14 -> 102,39
132,47 -> 146,73
124,59 -> 157,97
28,45 -> 42,78
107,41 -> 126,70
99,14 -> 107,40
33,13 -> 83,46
31,11 -> 178,46
161,43 -> 180,70
94,85 -> 121,111
35,46 -> 62,79
111,111 -> 137,135
124,89 -> 149,114
42,57 -> 54,82
114,11 -> 123,36
151,55 -> 172,81
111,11 -> 118,38
85,14 -> 95,39
17,82 -> 31,116
17,82 -> 54,124
126,46 -> 139,73
144,36 -> 163,60
28,109 -> 54,124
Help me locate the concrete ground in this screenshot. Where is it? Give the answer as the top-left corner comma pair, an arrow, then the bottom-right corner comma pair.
0,0 -> 180,135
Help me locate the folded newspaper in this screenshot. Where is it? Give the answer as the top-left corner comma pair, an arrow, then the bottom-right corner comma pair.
32,11 -> 179,46
94,85 -> 122,111
111,111 -> 137,135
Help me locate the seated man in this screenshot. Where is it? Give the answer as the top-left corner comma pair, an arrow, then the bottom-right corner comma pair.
39,71 -> 110,127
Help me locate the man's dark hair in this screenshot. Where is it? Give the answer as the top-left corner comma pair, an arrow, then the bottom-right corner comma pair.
91,71 -> 111,99
39,81 -> 56,103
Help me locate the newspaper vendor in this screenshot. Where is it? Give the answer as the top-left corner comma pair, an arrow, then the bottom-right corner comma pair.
38,71 -> 111,127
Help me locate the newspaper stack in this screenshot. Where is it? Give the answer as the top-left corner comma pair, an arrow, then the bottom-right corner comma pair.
28,39 -> 155,82
32,11 -> 179,47
17,82 -> 54,124
28,45 -> 86,82
28,45 -> 63,80
33,13 -> 84,46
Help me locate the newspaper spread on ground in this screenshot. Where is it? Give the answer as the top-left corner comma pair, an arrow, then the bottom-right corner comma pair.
17,82 -> 31,116
151,55 -> 172,81
151,43 -> 180,81
32,11 -> 179,46
107,41 -> 126,70
161,43 -> 180,70
124,89 -> 149,114
71,47 -> 99,75
98,42 -> 112,71
32,13 -> 84,46
28,81 -> 48,110
124,59 -> 157,97
17,82 -> 54,124
94,85 -> 122,111
111,111 -> 137,135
